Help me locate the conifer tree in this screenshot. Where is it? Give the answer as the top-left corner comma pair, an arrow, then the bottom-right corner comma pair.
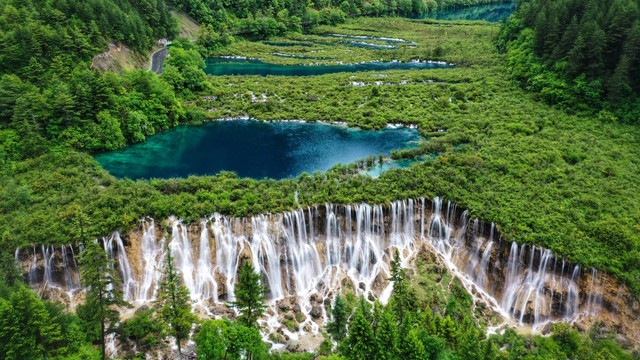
400,328 -> 427,360
342,300 -> 375,360
389,248 -> 414,323
231,260 -> 266,328
158,245 -> 195,360
78,240 -> 123,360
0,244 -> 21,286
327,294 -> 349,341
373,306 -> 399,360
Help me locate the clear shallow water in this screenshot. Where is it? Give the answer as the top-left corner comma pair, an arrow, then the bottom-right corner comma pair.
342,41 -> 398,50
95,120 -> 420,180
365,156 -> 426,178
421,2 -> 516,22
204,58 -> 452,76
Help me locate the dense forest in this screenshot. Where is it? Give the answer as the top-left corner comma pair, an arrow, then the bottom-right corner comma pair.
497,0 -> 640,121
171,0 -> 507,39
0,0 -> 192,159
0,0 -> 639,358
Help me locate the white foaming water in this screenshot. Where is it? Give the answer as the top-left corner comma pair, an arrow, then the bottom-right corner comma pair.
104,232 -> 137,301
18,197 -> 609,351
136,219 -> 164,302
196,219 -> 218,303
251,215 -> 284,300
211,214 -> 245,302
169,219 -> 197,301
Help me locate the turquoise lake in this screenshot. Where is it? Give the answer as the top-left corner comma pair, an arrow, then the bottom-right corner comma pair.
204,58 -> 452,76
95,120 -> 420,180
420,2 -> 516,22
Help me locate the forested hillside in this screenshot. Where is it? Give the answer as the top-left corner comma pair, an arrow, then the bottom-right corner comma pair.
0,0 -> 191,159
171,0 -> 505,39
0,0 -> 176,68
497,0 -> 640,121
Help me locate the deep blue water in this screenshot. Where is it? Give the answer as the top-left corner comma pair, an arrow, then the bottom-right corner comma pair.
95,120 -> 420,180
204,58 -> 452,76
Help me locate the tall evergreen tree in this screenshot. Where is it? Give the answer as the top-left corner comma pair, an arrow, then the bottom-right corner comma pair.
389,248 -> 414,323
0,243 -> 22,286
342,302 -> 376,360
158,245 -> 195,360
231,260 -> 266,328
327,294 -> 349,341
78,240 -> 123,360
399,328 -> 427,360
373,306 -> 399,360
0,286 -> 64,360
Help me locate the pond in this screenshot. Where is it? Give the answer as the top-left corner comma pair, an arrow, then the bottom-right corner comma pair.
95,120 -> 421,180
420,2 -> 516,22
204,58 -> 452,76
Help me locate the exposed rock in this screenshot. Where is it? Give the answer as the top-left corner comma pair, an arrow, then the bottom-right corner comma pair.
310,306 -> 323,319
286,333 -> 324,353
293,304 -> 302,314
91,42 -> 147,73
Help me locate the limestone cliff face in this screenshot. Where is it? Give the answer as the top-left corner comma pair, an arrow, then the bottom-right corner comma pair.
16,197 -> 640,349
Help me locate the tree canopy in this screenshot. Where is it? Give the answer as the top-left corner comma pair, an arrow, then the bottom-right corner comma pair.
497,0 -> 640,121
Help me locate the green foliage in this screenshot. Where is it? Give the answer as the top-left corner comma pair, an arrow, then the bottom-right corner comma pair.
373,307 -> 399,360
231,260 -> 267,328
0,285 -> 63,359
498,0 -> 640,120
0,0 -> 177,72
163,41 -> 210,96
171,0 -> 502,41
327,294 -> 350,341
158,245 -> 196,359
389,249 -> 416,323
491,324 -> 635,360
0,247 -> 21,286
79,240 -> 124,360
195,319 -> 266,360
120,308 -> 163,350
341,300 -> 376,360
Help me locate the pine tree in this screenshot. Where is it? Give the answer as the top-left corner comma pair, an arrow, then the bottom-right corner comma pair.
0,237 -> 22,286
0,286 -> 64,360
158,245 -> 195,360
231,260 -> 266,328
389,248 -> 414,323
79,240 -> 123,360
327,294 -> 349,341
342,302 -> 376,360
399,328 -> 427,360
373,306 -> 399,360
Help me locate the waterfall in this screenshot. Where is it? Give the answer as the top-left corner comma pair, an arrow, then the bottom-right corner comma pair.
61,245 -> 80,291
565,266 -> 581,319
104,232 -> 137,301
28,246 -> 38,284
136,219 -> 164,302
586,268 -> 603,315
212,214 -> 245,301
283,209 -> 322,296
326,203 -> 341,266
18,197 -> 616,337
169,220 -> 197,301
196,219 -> 217,303
42,245 -> 55,288
251,215 -> 284,300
